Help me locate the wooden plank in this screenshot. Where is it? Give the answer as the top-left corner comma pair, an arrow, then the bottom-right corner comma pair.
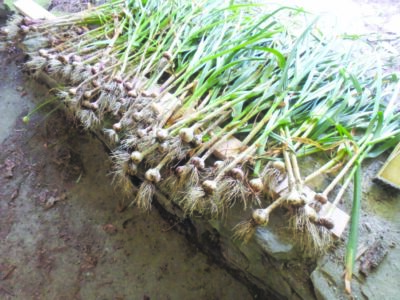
267,178 -> 349,238
213,138 -> 244,160
320,202 -> 350,238
375,142 -> 400,190
14,0 -> 55,20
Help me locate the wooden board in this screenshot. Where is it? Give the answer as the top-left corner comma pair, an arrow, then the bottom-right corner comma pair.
213,137 -> 245,160
14,0 -> 55,20
320,201 -> 350,238
268,178 -> 349,238
375,142 -> 400,190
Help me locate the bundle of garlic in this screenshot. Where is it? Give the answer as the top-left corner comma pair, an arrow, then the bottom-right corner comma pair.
2,0 -> 399,252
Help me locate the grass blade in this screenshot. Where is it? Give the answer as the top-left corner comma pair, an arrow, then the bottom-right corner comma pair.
344,163 -> 362,295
